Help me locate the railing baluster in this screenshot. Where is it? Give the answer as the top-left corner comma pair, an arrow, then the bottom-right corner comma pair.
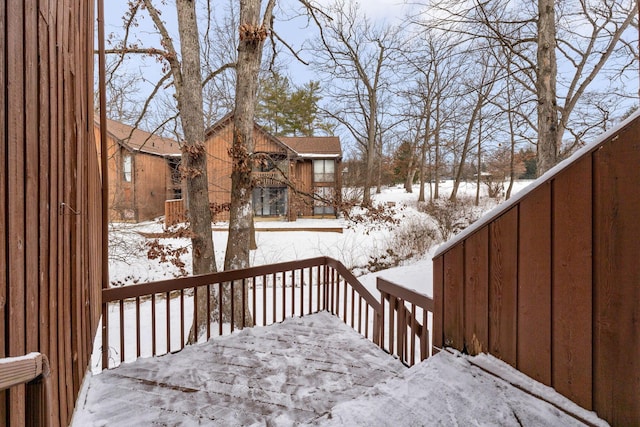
291,271 -> 295,318
389,296 -> 395,355
193,286 -> 198,343
281,271 -> 286,322
421,309 -> 428,360
410,303 -> 417,366
180,289 -> 185,349
136,296 -> 141,358
272,272 -> 276,324
299,269 -> 304,316
206,284 -> 211,340
343,278 -> 348,323
308,267 -> 313,314
252,276 -> 256,326
119,300 -> 125,363
166,292 -> 171,353
230,281 -> 235,333
262,274 -> 267,326
152,294 -> 157,356
242,278 -> 246,329
218,282 -> 223,336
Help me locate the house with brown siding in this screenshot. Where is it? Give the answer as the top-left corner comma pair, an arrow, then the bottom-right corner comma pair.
94,118 -> 182,222
203,114 -> 342,221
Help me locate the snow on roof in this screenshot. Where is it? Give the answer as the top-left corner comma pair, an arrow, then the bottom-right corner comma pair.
434,109 -> 640,258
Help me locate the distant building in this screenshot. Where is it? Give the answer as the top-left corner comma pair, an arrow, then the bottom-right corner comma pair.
204,114 -> 342,221
94,118 -> 181,222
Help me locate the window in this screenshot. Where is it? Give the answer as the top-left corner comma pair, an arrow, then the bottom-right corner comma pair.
313,187 -> 335,215
123,153 -> 132,182
313,159 -> 335,183
253,187 -> 287,217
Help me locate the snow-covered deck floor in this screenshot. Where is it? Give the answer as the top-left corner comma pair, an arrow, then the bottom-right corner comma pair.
73,312 -> 606,426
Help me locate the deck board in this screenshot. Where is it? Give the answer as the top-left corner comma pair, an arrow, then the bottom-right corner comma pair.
74,312 -> 406,425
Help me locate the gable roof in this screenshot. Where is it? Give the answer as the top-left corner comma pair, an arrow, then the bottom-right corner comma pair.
205,113 -> 341,159
279,136 -> 342,159
98,117 -> 181,157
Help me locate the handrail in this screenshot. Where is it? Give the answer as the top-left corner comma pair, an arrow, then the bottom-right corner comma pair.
0,352 -> 52,426
377,277 -> 433,366
103,256 -> 331,302
0,352 -> 48,391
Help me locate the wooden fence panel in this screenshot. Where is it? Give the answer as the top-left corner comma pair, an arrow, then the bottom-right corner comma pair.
1,0 -> 100,425
593,123 -> 640,424
552,155 -> 592,410
517,184 -> 551,384
488,208 -> 518,367
0,0 -> 6,420
434,113 -> 640,425
7,0 -> 28,423
463,227 -> 489,355
443,245 -> 464,349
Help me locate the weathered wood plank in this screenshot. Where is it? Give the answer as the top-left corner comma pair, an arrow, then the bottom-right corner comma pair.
593,121 -> 640,424
432,256 -> 444,351
488,208 -> 518,367
37,0 -> 52,371
443,245 -> 464,350
517,183 -> 551,384
552,155 -> 592,410
25,0 -> 40,355
0,0 -> 7,419
7,0 -> 28,423
463,227 -> 489,355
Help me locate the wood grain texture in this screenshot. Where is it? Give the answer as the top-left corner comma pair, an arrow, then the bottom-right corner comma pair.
488,208 -> 518,367
1,0 -> 101,424
593,121 -> 640,424
432,256 -> 444,351
443,245 -> 464,350
517,184 -> 551,384
552,155 -> 593,410
463,228 -> 489,355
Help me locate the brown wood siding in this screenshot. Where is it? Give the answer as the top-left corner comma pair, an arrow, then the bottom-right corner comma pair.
94,125 -> 171,222
434,115 -> 640,425
205,122 -> 234,220
593,123 -> 640,424
1,1 -> 101,426
552,155 -> 593,409
134,152 -> 171,221
464,227 -> 489,355
517,184 -> 551,384
293,161 -> 314,216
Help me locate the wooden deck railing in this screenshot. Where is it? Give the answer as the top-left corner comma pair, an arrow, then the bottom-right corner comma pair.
0,353 -> 52,427
378,278 -> 433,367
100,256 -> 432,370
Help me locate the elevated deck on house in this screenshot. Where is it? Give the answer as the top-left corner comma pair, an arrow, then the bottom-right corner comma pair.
72,312 -> 605,426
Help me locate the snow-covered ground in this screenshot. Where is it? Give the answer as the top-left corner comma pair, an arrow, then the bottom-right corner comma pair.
74,179 -> 612,426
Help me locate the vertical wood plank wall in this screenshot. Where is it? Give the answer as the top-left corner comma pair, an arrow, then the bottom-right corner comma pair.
1,1 -> 101,426
433,117 -> 640,425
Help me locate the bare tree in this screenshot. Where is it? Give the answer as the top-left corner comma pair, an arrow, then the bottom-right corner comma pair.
417,0 -> 638,175
309,0 -> 400,206
223,0 -> 276,327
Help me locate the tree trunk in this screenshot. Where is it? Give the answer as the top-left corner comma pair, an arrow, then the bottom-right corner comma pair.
536,0 -> 558,176
172,0 -> 217,344
224,0 -> 275,327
